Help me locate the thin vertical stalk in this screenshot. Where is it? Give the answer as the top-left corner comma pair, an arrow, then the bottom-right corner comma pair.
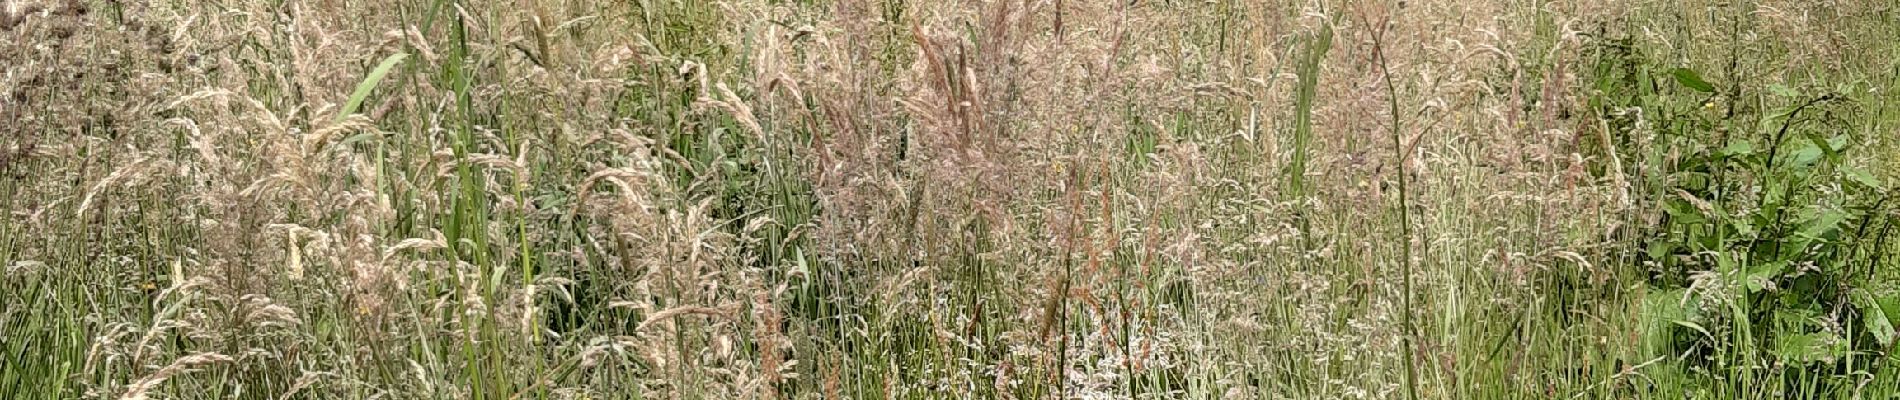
442,0 -> 498,397
1371,15 -> 1421,400
1289,21 -> 1332,221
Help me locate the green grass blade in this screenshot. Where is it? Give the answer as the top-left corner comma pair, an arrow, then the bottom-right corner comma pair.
1289,22 -> 1331,199
338,53 -> 409,124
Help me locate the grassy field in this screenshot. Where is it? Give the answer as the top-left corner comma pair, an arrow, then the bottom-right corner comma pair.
3,0 -> 1899,398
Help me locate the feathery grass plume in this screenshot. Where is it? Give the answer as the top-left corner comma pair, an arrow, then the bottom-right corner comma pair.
118,353 -> 233,400
4,0 -> 1898,398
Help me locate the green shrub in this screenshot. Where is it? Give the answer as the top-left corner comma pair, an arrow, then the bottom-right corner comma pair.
1590,30 -> 1899,393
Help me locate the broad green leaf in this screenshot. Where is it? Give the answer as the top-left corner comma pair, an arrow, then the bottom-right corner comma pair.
338,53 -> 410,124
1890,296 -> 1900,362
1731,218 -> 1758,238
1745,261 -> 1787,293
1788,142 -> 1824,169
1882,294 -> 1900,323
1842,166 -> 1885,190
1647,241 -> 1677,261
1663,199 -> 1707,224
1644,289 -> 1691,322
1774,307 -> 1823,329
1797,208 -> 1849,240
1715,252 -> 1741,275
1773,332 -> 1846,363
1755,202 -> 1784,222
1802,132 -> 1841,163
1642,288 -> 1693,355
1853,289 -> 1895,346
1671,67 -> 1716,93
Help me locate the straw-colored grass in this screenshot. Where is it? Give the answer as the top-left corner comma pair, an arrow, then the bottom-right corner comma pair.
3,0 -> 1897,399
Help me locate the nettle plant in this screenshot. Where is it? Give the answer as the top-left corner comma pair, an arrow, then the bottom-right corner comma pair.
1594,42 -> 1899,378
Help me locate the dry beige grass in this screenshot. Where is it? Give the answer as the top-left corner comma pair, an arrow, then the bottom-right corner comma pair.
3,0 -> 1895,399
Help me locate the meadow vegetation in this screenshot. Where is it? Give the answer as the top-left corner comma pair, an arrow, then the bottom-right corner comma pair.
3,0 -> 1898,398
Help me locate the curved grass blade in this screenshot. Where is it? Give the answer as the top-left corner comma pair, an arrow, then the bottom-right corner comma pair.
338,53 -> 410,124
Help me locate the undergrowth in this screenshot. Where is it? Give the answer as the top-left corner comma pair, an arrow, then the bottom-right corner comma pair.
2,0 -> 1897,399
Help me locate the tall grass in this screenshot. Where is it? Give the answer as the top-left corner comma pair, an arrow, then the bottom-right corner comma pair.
2,0 -> 1897,399
1367,10 -> 1418,400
